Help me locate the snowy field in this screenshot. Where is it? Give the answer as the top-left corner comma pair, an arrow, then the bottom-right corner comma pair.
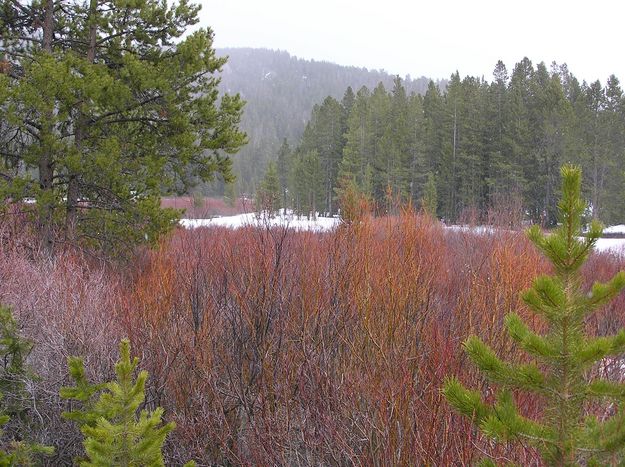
603,225 -> 625,235
180,214 -> 625,255
594,238 -> 625,254
179,211 -> 341,232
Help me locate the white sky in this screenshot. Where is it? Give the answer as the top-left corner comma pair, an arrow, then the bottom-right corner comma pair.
199,0 -> 624,84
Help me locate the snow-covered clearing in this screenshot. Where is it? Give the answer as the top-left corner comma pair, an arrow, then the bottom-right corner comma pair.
594,238 -> 625,254
447,224 -> 625,255
603,225 -> 625,235
180,211 -> 341,232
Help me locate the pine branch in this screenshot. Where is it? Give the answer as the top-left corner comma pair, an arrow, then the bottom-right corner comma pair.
575,331 -> 625,367
464,336 -> 547,392
505,313 -> 557,359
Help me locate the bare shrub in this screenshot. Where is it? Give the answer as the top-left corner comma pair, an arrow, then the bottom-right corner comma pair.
0,212 -> 623,465
0,249 -> 122,464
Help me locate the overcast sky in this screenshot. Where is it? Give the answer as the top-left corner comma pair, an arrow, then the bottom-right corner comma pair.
199,0 -> 623,84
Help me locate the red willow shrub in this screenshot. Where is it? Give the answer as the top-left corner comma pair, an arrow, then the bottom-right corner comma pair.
1,211 -> 623,464
119,212 -> 599,466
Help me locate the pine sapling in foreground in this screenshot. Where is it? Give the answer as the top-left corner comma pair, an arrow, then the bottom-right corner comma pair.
444,165 -> 625,465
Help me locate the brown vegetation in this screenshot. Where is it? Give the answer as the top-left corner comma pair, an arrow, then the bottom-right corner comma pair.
1,212 -> 624,464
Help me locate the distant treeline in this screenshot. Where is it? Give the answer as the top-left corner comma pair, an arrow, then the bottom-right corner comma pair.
215,48 -> 441,194
272,58 -> 625,225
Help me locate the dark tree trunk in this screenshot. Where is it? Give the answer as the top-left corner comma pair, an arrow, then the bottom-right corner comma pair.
39,0 -> 55,254
66,0 -> 97,240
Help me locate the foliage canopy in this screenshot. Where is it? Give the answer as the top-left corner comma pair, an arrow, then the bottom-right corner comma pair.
0,0 -> 246,253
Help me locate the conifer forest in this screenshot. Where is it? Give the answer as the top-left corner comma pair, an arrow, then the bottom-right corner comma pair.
1,1 -> 625,466
261,62 -> 625,226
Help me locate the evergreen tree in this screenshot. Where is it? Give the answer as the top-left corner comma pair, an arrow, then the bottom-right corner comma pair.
456,76 -> 489,213
289,150 -> 323,218
444,165 -> 625,465
0,0 -> 246,254
219,48 -> 435,194
422,80 -> 446,213
368,82 -> 392,204
407,92 -> 426,204
602,75 -> 625,223
256,161 -> 281,216
299,96 -> 344,214
421,172 -> 437,217
295,58 -> 625,225
529,63 -> 574,226
384,76 -> 413,203
341,86 -> 356,128
339,86 -> 372,196
507,58 -> 537,218
276,138 -> 291,210
439,72 -> 462,220
61,339 -> 193,466
486,60 -> 524,199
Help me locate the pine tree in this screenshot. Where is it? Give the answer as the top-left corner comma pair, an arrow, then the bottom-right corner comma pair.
298,96 -> 344,215
486,60 -> 525,199
289,150 -> 323,218
0,0 -> 246,254
61,339 -> 193,466
421,172 -> 438,217
293,59 -> 625,225
368,82 -> 392,204
602,75 -> 625,224
444,165 -> 625,465
385,76 -> 413,203
529,63 -> 574,226
339,86 -> 372,196
407,92 -> 426,204
422,80 -> 446,212
276,138 -> 291,210
256,161 -> 281,216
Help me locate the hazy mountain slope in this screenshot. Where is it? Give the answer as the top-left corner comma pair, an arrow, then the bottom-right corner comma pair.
216,48 -> 441,193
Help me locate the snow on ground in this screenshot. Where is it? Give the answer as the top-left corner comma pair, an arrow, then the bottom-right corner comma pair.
444,224 -> 498,235
603,225 -> 625,235
180,211 -> 341,232
446,224 -> 625,255
594,237 -> 625,254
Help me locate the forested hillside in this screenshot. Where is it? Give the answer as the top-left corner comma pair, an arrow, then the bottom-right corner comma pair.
215,48 -> 441,193
279,59 -> 625,225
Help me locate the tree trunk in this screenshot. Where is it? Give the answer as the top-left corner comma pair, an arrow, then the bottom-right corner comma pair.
39,0 -> 55,255
66,0 -> 97,240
